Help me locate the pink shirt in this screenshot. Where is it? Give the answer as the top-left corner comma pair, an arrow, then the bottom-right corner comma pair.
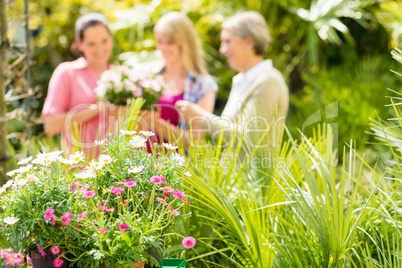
157,92 -> 185,126
42,57 -> 108,157
146,92 -> 184,153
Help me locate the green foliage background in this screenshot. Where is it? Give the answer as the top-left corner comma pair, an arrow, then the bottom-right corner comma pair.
5,0 -> 401,156
5,0 -> 402,151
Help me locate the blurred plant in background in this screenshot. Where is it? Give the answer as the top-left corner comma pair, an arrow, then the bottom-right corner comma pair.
3,0 -> 400,163
288,54 -> 400,153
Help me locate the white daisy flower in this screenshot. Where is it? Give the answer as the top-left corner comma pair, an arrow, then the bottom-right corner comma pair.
170,153 -> 185,166
68,151 -> 85,164
97,163 -> 106,170
129,135 -> 147,148
57,157 -> 72,165
140,131 -> 155,137
17,156 -> 33,165
17,179 -> 28,187
6,170 -> 16,177
87,160 -> 98,171
0,187 -> 6,195
8,165 -> 33,176
32,152 -> 57,166
162,143 -> 178,150
184,171 -> 191,177
3,216 -> 20,226
18,164 -> 33,174
120,129 -> 137,136
95,139 -> 106,146
74,170 -> 97,180
128,165 -> 144,174
27,175 -> 39,183
98,154 -> 114,164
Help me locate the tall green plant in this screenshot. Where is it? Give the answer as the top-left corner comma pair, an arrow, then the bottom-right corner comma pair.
272,126 -> 379,267
167,117 -> 292,267
362,48 -> 402,267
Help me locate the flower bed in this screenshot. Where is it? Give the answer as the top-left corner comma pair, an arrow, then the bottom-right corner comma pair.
1,131 -> 194,267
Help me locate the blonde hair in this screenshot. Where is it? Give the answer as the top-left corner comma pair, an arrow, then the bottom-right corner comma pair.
154,12 -> 207,76
222,11 -> 271,56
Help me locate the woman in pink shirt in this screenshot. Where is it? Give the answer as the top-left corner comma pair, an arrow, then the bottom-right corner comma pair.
42,12 -> 115,157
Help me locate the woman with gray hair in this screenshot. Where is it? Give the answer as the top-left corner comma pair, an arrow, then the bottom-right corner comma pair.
176,11 -> 289,149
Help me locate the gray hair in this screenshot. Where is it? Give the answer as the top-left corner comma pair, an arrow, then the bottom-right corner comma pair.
75,12 -> 110,40
222,11 -> 271,56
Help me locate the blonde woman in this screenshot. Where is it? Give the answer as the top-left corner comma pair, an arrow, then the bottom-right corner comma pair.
146,12 -> 217,144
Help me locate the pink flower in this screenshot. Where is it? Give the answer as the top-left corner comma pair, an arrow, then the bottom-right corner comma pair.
100,200 -> 109,204
79,184 -> 90,194
118,224 -> 129,231
115,181 -> 125,185
159,186 -> 174,192
51,215 -> 56,226
156,197 -> 167,205
5,257 -> 22,266
77,211 -> 87,222
2,252 -> 12,259
16,252 -> 24,260
173,190 -> 185,200
71,182 -> 79,193
163,193 -> 171,198
83,190 -> 96,198
183,198 -> 190,206
159,174 -> 166,184
53,258 -> 64,267
97,228 -> 108,233
182,236 -> 196,249
106,207 -> 115,212
111,187 -> 124,195
44,208 -> 54,221
121,199 -> 128,205
50,245 -> 60,255
150,175 -> 163,184
68,165 -> 85,170
61,212 -> 72,226
37,245 -> 46,256
99,205 -> 107,211
124,179 -> 137,187
170,210 -> 180,216
143,194 -> 149,199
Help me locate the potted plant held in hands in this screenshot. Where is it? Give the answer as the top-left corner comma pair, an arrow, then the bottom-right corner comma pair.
1,130 -> 194,268
94,66 -> 163,132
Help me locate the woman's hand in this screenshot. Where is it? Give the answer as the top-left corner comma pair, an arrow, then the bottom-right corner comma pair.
175,100 -> 203,122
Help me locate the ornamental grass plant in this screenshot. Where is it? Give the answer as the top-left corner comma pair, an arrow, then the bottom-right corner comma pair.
167,49 -> 402,268
0,130 -> 191,268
